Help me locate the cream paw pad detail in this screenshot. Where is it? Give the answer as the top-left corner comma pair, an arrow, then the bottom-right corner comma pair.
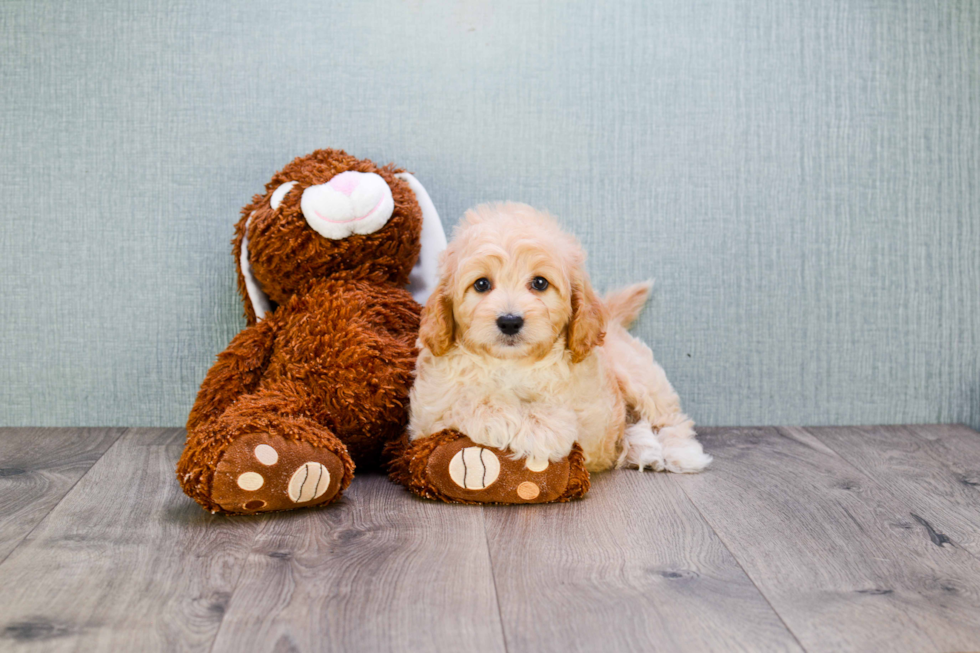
448,447 -> 501,489
211,433 -> 344,513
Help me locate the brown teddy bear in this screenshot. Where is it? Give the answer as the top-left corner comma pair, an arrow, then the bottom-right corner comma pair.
177,149 -> 446,514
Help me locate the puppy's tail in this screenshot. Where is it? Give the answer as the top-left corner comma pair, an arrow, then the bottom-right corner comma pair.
604,281 -> 653,329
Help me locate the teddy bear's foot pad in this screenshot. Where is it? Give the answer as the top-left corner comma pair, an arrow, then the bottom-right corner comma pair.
211,433 -> 345,513
425,435 -> 575,504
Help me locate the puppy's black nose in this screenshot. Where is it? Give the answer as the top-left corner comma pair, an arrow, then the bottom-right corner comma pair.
496,314 -> 524,336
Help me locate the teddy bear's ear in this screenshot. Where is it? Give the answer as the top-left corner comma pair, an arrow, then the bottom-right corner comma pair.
235,210 -> 274,324
395,172 -> 447,306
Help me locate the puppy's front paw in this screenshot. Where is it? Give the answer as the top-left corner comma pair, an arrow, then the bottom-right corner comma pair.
400,430 -> 590,504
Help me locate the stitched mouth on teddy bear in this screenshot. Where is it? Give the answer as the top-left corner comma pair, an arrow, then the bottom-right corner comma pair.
312,195 -> 385,224
300,171 -> 395,240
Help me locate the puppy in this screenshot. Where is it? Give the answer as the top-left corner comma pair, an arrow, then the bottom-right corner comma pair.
408,202 -> 710,474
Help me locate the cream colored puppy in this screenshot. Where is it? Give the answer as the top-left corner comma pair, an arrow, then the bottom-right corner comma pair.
408,203 -> 710,474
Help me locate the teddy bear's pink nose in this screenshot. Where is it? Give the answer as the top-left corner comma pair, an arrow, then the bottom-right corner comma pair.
327,171 -> 360,197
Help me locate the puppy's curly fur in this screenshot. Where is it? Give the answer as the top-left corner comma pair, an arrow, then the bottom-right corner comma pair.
408,202 -> 710,474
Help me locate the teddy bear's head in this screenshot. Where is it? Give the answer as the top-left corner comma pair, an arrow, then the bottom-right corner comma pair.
232,149 -> 441,324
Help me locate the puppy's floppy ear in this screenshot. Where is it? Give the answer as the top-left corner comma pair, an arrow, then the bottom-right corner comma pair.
567,268 -> 606,363
419,270 -> 455,356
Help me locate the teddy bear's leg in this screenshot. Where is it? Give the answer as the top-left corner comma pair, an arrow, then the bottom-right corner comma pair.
186,317 -> 279,433
178,388 -> 355,514
389,430 -> 590,504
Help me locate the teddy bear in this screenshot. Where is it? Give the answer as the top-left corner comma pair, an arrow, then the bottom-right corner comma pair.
177,148 -> 446,514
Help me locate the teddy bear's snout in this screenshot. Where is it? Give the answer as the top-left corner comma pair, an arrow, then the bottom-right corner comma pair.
300,171 -> 394,240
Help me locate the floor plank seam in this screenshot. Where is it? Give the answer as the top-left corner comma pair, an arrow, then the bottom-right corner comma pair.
674,475 -> 810,652
203,500 -> 269,653
480,506 -> 511,653
0,427 -> 128,570
793,426 -> 980,565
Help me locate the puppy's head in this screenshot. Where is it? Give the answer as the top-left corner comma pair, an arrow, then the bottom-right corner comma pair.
420,203 -> 604,362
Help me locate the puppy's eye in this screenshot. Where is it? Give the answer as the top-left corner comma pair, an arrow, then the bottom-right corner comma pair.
473,278 -> 492,293
530,276 -> 549,291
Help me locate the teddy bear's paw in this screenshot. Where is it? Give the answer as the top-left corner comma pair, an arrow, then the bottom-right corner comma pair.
210,432 -> 347,513
418,433 -> 588,504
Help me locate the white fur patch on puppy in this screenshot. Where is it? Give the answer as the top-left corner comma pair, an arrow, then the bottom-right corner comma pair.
619,420 -> 666,472
657,425 -> 713,473
301,171 -> 394,240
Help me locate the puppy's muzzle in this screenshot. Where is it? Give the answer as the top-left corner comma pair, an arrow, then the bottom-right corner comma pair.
496,314 -> 524,336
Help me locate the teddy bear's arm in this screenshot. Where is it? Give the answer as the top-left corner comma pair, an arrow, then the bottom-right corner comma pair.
186,316 -> 280,432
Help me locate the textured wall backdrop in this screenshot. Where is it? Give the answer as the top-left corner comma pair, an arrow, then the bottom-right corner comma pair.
1,0 -> 978,428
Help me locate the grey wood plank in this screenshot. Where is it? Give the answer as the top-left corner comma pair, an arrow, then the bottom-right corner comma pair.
210,473 -> 507,653
904,424 -> 980,485
483,470 -> 803,653
804,425 -> 980,558
679,426 -> 980,653
0,427 -> 125,563
0,428 -> 260,652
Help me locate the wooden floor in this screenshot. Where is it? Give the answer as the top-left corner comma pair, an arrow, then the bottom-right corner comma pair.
2,426 -> 980,652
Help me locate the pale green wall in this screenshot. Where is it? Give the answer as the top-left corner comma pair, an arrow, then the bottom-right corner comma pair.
2,0 -> 978,428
